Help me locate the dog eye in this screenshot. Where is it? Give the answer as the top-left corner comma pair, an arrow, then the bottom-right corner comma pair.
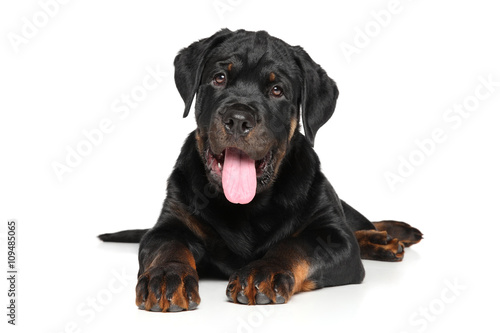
270,85 -> 284,97
213,73 -> 227,86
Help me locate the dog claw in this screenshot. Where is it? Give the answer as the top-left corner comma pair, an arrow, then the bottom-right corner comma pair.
188,300 -> 198,310
226,284 -> 234,301
255,292 -> 271,305
237,291 -> 249,304
275,293 -> 285,304
150,304 -> 162,312
168,304 -> 183,312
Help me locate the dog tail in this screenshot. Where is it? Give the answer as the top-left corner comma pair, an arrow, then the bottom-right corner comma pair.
98,229 -> 149,243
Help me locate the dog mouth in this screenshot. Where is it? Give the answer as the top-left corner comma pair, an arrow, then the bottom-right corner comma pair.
205,147 -> 273,204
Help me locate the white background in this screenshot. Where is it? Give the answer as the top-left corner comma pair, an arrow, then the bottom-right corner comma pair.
1,0 -> 499,332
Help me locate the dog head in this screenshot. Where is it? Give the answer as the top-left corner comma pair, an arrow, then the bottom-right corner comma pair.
174,29 -> 339,204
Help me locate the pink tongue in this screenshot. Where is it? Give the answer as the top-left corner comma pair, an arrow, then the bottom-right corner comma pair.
222,148 -> 257,204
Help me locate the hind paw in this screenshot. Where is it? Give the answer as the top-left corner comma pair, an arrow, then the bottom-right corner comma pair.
355,230 -> 405,262
372,221 -> 423,247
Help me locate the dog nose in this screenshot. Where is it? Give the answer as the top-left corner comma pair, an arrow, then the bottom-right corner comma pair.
222,106 -> 256,138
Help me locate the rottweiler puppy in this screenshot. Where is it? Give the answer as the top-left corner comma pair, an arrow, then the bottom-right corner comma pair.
99,29 -> 422,312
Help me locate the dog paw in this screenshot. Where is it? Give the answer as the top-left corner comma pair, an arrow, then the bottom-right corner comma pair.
372,220 -> 423,247
356,230 -> 405,262
226,260 -> 295,305
135,263 -> 200,312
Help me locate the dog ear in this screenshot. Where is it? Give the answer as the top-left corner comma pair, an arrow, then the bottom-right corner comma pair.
174,29 -> 233,118
293,46 -> 339,146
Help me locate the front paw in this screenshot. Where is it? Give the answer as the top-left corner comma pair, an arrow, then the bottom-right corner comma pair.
226,260 -> 295,305
136,263 -> 200,312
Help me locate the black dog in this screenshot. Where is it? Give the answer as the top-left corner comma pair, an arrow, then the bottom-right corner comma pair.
99,29 -> 422,312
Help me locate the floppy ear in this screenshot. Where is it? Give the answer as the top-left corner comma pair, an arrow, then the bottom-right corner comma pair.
174,29 -> 233,118
293,46 -> 339,146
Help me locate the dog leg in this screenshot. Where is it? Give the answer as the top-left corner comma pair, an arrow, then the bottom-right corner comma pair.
226,229 -> 365,305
